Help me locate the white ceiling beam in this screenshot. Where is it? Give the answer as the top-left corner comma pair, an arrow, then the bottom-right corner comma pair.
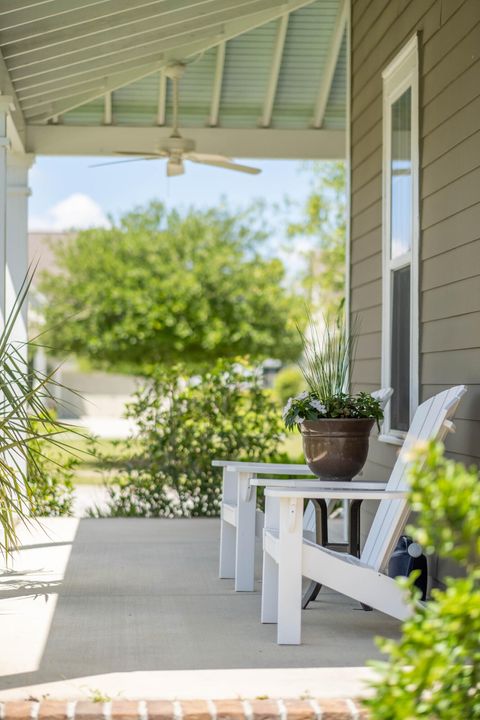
208,41 -> 225,127
3,0 -> 273,59
103,91 -> 112,125
0,50 -> 26,152
7,1 -> 284,82
0,1 -> 57,16
260,13 -> 289,128
157,71 -> 167,126
0,0 -> 168,31
312,0 -> 347,129
1,0 -> 216,47
12,8 -> 243,92
26,125 -> 346,160
22,0 -> 316,124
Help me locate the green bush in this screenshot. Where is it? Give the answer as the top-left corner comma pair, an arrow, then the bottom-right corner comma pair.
273,366 -> 305,406
103,360 -> 285,517
28,424 -> 77,516
365,442 -> 480,719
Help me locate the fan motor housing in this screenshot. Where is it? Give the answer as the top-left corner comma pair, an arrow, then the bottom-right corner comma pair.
161,136 -> 195,154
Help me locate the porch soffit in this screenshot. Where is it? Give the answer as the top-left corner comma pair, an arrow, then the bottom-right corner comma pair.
0,0 -> 347,159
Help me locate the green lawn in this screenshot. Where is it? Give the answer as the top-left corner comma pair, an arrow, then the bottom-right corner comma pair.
59,430 -> 304,486
59,434 -> 140,485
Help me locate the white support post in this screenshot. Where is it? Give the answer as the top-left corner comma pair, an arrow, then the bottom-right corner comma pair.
219,468 -> 237,578
6,153 -> 35,357
5,151 -> 35,485
235,471 -> 257,591
277,495 -> 303,644
0,97 -> 13,330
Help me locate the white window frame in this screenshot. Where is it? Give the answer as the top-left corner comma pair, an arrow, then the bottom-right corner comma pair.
380,35 -> 419,445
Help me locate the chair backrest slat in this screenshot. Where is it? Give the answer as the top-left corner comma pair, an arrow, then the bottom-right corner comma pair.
361,385 -> 466,571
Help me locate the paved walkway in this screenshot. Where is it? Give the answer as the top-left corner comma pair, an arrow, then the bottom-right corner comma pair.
0,518 -> 400,700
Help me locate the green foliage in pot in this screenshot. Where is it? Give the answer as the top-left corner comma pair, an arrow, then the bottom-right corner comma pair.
101,360 -> 284,517
282,308 -> 383,430
365,442 -> 480,719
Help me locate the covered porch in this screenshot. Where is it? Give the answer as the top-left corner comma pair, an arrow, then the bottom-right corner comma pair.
0,517 -> 399,700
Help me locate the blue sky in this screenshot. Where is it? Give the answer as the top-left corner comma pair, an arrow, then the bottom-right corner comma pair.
28,156 -> 313,233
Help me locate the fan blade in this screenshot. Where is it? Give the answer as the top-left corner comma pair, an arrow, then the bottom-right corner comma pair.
167,158 -> 185,177
189,158 -> 261,174
186,152 -> 232,163
116,150 -> 168,157
90,157 -> 163,168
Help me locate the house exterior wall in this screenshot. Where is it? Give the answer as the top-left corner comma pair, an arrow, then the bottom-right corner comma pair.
349,0 -> 480,583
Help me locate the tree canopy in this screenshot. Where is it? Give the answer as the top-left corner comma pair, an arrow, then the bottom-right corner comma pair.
287,161 -> 346,315
40,201 -> 303,373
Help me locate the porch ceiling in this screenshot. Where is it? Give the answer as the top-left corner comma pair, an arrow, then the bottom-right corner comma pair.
0,0 -> 346,159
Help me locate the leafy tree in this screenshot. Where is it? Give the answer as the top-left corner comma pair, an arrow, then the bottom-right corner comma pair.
287,161 -> 346,314
365,442 -> 480,719
40,201 -> 303,374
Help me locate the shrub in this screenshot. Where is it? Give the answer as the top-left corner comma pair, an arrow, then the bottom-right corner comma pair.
273,366 -> 305,406
104,360 -> 285,517
365,442 -> 480,719
28,424 -> 76,516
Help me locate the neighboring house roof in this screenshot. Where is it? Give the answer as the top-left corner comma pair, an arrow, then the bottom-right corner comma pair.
28,231 -> 75,279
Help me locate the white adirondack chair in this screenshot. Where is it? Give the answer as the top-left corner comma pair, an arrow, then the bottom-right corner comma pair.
261,385 -> 466,644
213,387 -> 393,591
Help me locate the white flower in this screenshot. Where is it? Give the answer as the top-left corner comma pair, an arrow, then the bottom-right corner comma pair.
295,390 -> 309,401
310,399 -> 326,414
282,397 -> 293,419
294,415 -> 304,424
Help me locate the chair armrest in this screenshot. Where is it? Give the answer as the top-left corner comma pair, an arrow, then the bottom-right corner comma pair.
264,486 -> 406,501
212,459 -> 313,475
251,478 -> 388,490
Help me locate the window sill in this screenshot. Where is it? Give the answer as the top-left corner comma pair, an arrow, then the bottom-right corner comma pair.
378,433 -> 405,447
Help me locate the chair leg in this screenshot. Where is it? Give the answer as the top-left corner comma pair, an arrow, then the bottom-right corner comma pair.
219,468 -> 237,579
302,499 -> 328,608
261,547 -> 278,623
235,473 -> 257,591
219,512 -> 236,579
277,496 -> 303,645
348,498 -> 372,611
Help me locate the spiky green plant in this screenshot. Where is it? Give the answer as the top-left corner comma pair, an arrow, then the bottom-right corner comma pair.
297,307 -> 358,402
0,271 -> 78,555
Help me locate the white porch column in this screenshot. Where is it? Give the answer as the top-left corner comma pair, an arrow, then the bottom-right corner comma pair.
6,152 -> 35,357
0,97 -> 13,329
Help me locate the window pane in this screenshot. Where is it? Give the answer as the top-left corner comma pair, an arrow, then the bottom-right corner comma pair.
390,266 -> 410,431
390,88 -> 412,259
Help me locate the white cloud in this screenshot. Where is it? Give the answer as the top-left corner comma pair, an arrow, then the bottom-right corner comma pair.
29,193 -> 109,231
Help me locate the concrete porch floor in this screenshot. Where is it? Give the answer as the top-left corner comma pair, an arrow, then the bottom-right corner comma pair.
0,518 -> 401,700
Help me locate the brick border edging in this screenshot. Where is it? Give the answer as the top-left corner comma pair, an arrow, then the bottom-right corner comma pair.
0,699 -> 368,720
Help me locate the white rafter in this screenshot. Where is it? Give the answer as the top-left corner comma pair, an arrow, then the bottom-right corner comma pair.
0,50 -> 25,151
157,70 -> 167,126
103,91 -> 112,125
312,0 -> 347,129
260,13 -> 289,128
21,0 -> 316,124
208,41 -> 225,127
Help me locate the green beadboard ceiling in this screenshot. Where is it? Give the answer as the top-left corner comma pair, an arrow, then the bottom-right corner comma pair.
0,0 -> 347,157
62,0 -> 346,131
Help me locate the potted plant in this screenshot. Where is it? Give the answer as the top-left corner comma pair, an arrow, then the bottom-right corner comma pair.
282,309 -> 383,481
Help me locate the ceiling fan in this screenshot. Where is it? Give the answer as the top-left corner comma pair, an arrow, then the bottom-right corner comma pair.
92,63 -> 261,177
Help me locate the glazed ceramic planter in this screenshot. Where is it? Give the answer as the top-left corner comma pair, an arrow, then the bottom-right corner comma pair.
300,417 -> 375,481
